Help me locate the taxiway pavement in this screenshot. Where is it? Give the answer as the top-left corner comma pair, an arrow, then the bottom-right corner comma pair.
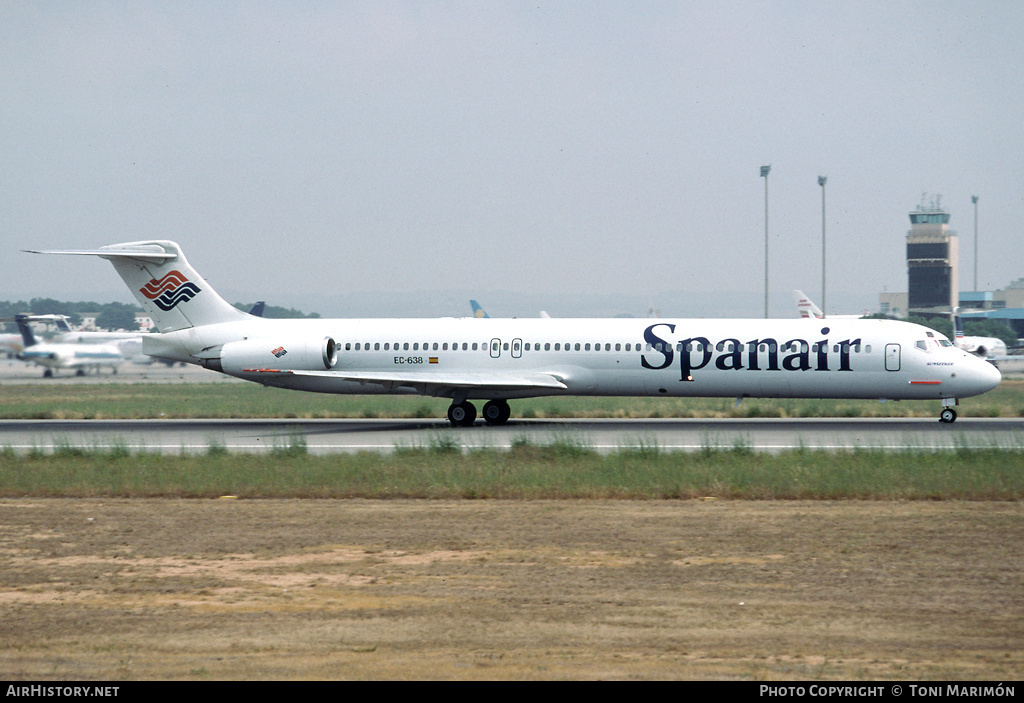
2,416 -> 1021,454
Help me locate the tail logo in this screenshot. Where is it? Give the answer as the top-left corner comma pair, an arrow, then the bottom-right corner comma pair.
139,270 -> 202,311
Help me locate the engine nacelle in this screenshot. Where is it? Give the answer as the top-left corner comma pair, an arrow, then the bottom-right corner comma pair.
218,336 -> 338,374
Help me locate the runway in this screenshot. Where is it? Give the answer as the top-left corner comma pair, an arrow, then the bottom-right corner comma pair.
2,416 -> 1022,454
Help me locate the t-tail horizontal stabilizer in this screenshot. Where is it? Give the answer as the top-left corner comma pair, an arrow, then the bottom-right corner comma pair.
26,241 -> 249,333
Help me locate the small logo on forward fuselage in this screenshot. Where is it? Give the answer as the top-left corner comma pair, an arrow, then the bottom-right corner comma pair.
272,346 -> 287,358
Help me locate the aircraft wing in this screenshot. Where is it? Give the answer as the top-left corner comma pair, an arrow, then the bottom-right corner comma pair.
241,368 -> 568,393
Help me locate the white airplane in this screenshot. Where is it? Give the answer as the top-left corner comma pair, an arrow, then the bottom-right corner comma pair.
793,290 -> 866,320
27,241 -> 1001,423
5,314 -> 123,377
29,314 -> 156,365
953,311 -> 1009,362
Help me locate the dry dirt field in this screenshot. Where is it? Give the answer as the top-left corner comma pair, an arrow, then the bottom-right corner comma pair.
0,498 -> 1021,680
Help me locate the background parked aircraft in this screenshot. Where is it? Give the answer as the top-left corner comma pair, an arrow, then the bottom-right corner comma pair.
954,311 -> 1010,362
470,300 -> 489,318
471,300 -> 551,319
4,313 -> 123,377
793,290 -> 867,320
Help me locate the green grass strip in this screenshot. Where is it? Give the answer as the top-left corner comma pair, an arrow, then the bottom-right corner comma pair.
2,444 -> 1022,500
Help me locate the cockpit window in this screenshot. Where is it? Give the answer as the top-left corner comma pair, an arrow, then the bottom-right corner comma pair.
916,336 -> 952,351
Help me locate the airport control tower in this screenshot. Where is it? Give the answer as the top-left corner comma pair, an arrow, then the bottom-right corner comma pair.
906,194 -> 958,315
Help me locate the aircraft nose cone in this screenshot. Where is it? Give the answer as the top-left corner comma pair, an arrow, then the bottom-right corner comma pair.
981,359 -> 1002,392
963,356 -> 1001,396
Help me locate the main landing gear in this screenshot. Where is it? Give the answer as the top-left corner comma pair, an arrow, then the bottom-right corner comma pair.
447,400 -> 511,427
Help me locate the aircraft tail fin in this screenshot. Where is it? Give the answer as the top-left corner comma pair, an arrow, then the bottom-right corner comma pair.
793,290 -> 824,319
470,300 -> 490,318
25,241 -> 250,333
953,308 -> 965,343
12,315 -> 39,350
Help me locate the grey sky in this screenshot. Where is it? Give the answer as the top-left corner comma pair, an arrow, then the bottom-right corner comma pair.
2,1 -> 1022,318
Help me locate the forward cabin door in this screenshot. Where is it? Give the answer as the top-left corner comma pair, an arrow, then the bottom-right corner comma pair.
885,343 -> 901,372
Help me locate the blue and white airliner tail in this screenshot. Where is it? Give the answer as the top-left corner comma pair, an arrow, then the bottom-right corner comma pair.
470,300 -> 489,318
27,241 -> 1001,424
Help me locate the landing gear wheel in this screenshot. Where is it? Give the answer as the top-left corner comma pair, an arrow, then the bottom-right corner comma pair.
482,400 -> 512,426
447,401 -> 477,427
939,408 -> 958,424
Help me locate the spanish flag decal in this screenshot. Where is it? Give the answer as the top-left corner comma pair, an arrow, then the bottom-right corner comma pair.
429,357 -> 439,364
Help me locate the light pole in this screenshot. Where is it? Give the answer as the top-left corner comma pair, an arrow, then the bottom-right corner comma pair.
819,175 -> 827,317
971,195 -> 979,292
761,165 -> 771,318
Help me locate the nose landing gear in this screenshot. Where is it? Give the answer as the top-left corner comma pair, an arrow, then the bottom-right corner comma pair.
939,398 -> 958,423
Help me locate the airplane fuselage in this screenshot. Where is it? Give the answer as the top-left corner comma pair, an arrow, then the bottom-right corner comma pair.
19,343 -> 122,373
145,316 -> 999,404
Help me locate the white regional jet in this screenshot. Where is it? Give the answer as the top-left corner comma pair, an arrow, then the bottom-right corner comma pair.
27,241 -> 1001,424
7,314 -> 123,377
953,311 -> 1009,362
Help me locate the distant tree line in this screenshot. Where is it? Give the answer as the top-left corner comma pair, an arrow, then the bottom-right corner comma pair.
0,299 -> 140,332
0,299 -> 320,333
